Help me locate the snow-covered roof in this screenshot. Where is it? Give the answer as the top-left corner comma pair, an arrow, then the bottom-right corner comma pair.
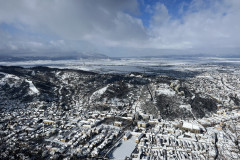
182,122 -> 202,131
124,132 -> 131,138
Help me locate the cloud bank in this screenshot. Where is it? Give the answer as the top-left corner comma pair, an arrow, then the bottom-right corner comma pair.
0,0 -> 239,57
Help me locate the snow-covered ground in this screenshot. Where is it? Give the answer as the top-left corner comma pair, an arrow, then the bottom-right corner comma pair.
0,72 -> 20,87
90,85 -> 108,102
156,84 -> 175,96
25,80 -> 39,94
0,72 -> 20,80
110,136 -> 137,160
1,57 -> 240,74
179,104 -> 191,111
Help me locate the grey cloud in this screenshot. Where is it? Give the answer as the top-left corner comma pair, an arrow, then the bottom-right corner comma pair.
146,0 -> 240,55
0,0 -> 149,56
0,0 -> 239,57
150,3 -> 169,27
0,0 -> 145,41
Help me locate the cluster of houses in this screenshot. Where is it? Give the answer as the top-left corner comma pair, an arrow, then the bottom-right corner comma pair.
190,71 -> 240,106
128,109 -> 240,160
1,96 -> 239,159
0,99 -> 137,159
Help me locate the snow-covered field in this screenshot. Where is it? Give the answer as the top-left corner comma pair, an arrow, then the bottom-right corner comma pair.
90,85 -> 108,102
0,72 -> 20,87
156,84 -> 176,96
1,57 -> 240,74
110,136 -> 137,160
25,80 -> 39,94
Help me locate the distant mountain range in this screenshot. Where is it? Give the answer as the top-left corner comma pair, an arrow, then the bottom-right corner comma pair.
0,52 -> 109,62
141,53 -> 240,59
1,52 -> 240,62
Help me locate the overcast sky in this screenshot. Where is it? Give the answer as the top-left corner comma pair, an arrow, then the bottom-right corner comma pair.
0,0 -> 239,57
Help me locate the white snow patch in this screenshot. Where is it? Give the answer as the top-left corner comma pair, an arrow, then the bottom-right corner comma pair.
196,75 -> 213,79
156,84 -> 175,96
0,72 -> 20,80
111,136 -> 137,159
182,121 -> 205,131
179,104 -> 192,111
90,85 -> 108,102
191,95 -> 195,100
132,100 -> 144,113
0,72 -> 20,87
25,80 -> 39,94
156,88 -> 175,96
